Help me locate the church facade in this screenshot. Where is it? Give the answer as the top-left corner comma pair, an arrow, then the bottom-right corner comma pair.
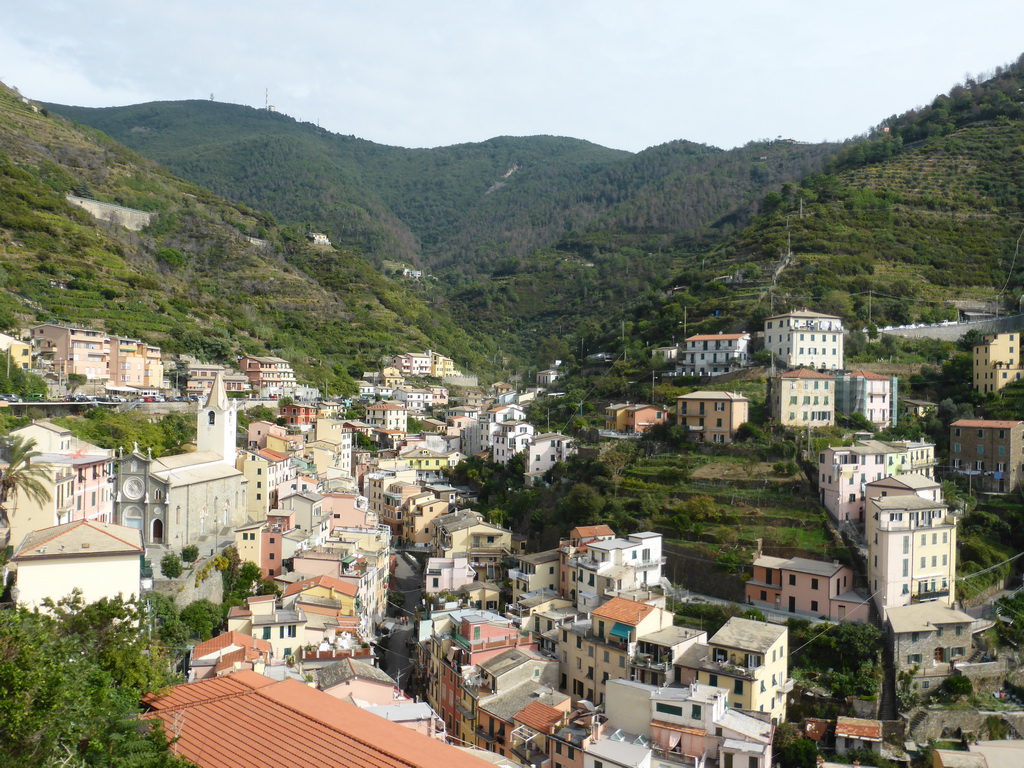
112,373 -> 249,549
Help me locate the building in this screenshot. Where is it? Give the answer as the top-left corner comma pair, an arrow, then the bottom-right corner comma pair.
366,402 -> 410,432
746,555 -> 869,622
111,373 -> 248,548
817,439 -> 936,524
492,421 -> 535,464
236,448 -> 296,520
603,403 -> 667,434
392,352 -> 432,377
0,331 -> 32,370
432,509 -> 512,581
183,360 -> 251,397
2,421 -> 115,549
763,309 -> 845,370
510,549 -> 560,603
834,716 -> 883,756
280,403 -> 317,426
933,741 -> 1024,768
769,369 -> 835,428
31,323 -> 163,386
680,332 -> 751,377
675,391 -> 750,443
602,679 -> 774,768
11,519 -> 143,609
834,370 -> 898,429
569,532 -> 664,612
424,557 -> 476,594
866,494 -> 957,619
238,355 -> 298,397
525,432 -> 576,486
887,602 -> 980,692
537,368 -> 560,387
142,670 -> 501,768
557,525 -> 616,602
559,598 -> 684,705
187,630 -> 272,680
676,617 -> 790,723
972,332 -> 1024,394
949,419 -> 1024,494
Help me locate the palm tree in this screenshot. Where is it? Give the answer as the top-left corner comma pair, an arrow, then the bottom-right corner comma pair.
0,435 -> 52,530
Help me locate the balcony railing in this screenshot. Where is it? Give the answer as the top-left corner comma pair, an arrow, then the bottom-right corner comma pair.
913,588 -> 951,601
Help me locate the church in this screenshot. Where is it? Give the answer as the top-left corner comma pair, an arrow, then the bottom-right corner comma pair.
112,373 -> 249,550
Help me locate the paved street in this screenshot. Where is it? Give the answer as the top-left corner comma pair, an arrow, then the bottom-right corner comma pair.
383,552 -> 422,695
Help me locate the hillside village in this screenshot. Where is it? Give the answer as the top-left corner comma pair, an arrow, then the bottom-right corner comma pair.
4,305 -> 1024,768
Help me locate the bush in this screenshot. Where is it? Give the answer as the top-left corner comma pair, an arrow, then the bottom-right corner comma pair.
160,552 -> 183,579
940,674 -> 972,699
181,544 -> 200,563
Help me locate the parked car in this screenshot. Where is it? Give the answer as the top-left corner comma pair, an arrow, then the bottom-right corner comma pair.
0,393 -> 21,402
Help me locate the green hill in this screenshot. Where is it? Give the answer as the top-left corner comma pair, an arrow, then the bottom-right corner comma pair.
46,100 -> 839,280
0,83 -> 502,390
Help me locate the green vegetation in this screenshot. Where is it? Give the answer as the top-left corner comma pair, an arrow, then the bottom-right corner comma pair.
53,409 -> 196,456
785,618 -> 882,699
0,593 -> 189,766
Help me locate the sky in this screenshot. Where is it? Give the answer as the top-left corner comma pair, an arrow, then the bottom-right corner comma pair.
3,1 -> 1024,153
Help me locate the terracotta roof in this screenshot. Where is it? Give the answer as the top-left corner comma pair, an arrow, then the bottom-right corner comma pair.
514,700 -> 563,733
802,718 -> 830,742
591,597 -> 656,626
571,525 -> 614,539
191,631 -> 271,663
779,369 -> 832,379
144,671 -> 489,767
284,574 -> 358,598
13,519 -> 143,561
257,448 -> 290,461
952,419 -> 1023,429
685,333 -> 749,342
844,370 -> 891,381
835,716 -> 882,741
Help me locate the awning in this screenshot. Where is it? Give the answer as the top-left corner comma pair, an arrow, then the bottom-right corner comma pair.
610,622 -> 633,640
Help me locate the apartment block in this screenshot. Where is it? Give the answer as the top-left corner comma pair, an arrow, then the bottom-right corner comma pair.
31,323 -> 163,386
569,531 -> 664,613
679,332 -> 751,377
675,391 -> 750,443
238,355 -> 297,396
833,370 -> 898,428
746,555 -> 869,622
866,494 -> 957,619
769,369 -> 834,428
763,309 -> 845,370
949,418 -> 1024,494
676,617 -> 791,724
973,332 -> 1024,394
817,439 -> 935,524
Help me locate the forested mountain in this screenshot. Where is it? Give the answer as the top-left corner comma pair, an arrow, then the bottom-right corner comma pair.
0,83 -> 503,389
47,100 -> 840,278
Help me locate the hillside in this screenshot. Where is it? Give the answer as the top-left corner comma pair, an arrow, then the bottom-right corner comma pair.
0,83 -> 502,390
47,100 -> 839,279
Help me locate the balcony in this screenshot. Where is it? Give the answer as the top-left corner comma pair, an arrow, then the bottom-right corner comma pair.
913,588 -> 951,601
691,652 -> 760,681
775,679 -> 795,694
452,630 -> 517,653
631,654 -> 672,673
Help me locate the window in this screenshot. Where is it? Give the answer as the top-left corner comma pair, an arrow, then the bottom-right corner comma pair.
734,679 -> 743,695
788,574 -> 796,586
708,674 -> 718,687
262,627 -> 271,640
810,601 -> 818,612
811,578 -> 819,590
655,703 -> 683,716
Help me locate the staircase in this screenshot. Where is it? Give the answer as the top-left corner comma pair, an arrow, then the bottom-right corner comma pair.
907,709 -> 927,738
877,628 -> 898,721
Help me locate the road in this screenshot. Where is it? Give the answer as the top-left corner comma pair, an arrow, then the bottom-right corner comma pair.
382,552 -> 422,695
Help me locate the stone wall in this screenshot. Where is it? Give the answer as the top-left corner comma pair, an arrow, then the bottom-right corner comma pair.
151,561 -> 224,610
443,374 -> 479,387
908,707 -> 1024,741
66,195 -> 155,231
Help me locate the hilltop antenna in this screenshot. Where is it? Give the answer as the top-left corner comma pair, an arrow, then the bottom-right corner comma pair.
265,88 -> 269,110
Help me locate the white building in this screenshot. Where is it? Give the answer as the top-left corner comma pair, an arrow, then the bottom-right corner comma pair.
525,432 -> 576,485
492,421 -> 535,465
764,309 -> 845,370
680,332 -> 751,377
571,532 -> 664,612
11,520 -> 144,609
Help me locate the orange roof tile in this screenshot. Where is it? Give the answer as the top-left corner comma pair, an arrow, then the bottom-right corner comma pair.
845,370 -> 891,381
685,333 -> 749,341
284,574 -> 358,598
192,631 -> 271,662
572,525 -> 614,539
144,671 -> 490,768
591,597 -> 656,626
514,701 -> 563,733
835,716 -> 882,741
779,369 -> 832,379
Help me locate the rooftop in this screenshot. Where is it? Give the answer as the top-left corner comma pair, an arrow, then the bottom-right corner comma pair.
318,657 -> 398,690
591,597 -> 656,626
13,519 -> 143,561
143,671 -> 491,767
710,617 -> 786,654
886,602 -> 976,634
835,716 -> 882,741
952,419 -> 1023,429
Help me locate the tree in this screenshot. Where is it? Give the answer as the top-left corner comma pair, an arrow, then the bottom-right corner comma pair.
180,599 -> 224,641
160,552 -> 183,579
181,544 -> 199,563
0,435 -> 52,530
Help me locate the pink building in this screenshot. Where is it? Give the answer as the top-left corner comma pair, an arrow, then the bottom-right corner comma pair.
392,352 -> 431,377
746,555 -> 870,622
247,420 -> 287,450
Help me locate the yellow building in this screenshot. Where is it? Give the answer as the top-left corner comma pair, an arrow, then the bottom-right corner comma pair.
973,332 -> 1024,394
429,353 -> 459,379
510,549 -> 560,603
675,391 -> 750,444
678,617 -> 790,724
0,332 -> 32,370
770,369 -> 835,428
432,509 -> 512,581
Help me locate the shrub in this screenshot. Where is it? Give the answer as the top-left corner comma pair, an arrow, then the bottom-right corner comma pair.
160,552 -> 183,579
181,544 -> 199,563
940,674 -> 972,699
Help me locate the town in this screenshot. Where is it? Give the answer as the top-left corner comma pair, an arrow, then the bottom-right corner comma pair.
3,310 -> 1023,768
